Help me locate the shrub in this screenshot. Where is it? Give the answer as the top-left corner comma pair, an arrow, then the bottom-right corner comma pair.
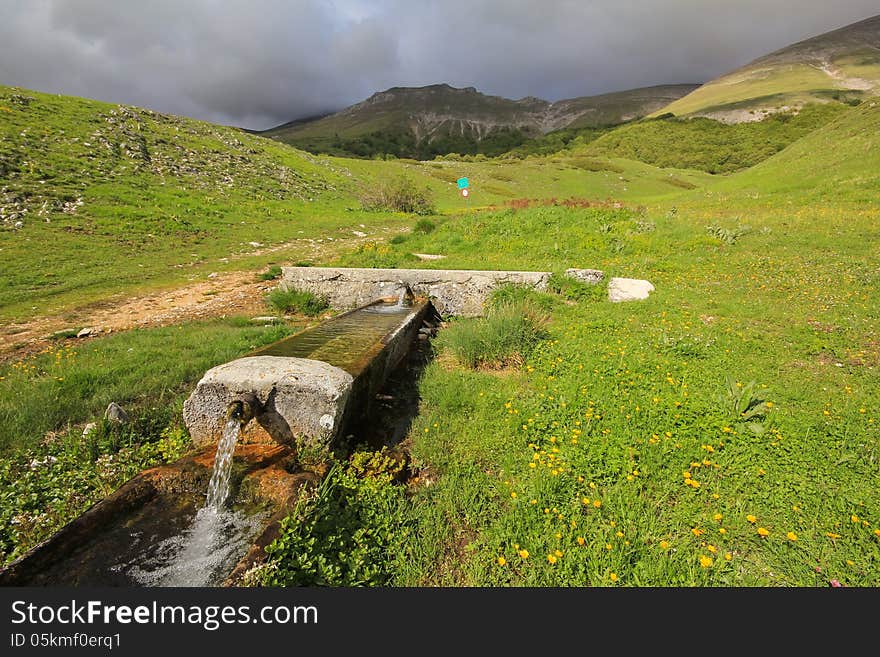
258,265 -> 282,281
547,273 -> 606,303
438,298 -> 549,369
360,175 -> 435,215
264,287 -> 328,316
413,218 -> 436,234
488,284 -> 556,313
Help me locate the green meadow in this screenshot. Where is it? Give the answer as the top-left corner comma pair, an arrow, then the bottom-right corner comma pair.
1,85 -> 878,584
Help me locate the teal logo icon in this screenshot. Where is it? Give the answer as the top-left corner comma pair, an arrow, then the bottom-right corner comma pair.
457,177 -> 469,189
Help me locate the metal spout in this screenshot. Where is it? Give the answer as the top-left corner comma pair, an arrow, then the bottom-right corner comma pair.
225,392 -> 259,427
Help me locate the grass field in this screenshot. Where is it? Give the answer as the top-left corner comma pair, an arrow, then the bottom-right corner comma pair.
1,84 -> 878,585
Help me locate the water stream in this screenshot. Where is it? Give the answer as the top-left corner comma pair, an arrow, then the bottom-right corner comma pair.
206,418 -> 240,509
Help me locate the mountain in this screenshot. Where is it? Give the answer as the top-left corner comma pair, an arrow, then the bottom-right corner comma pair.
656,13 -> 880,122
260,83 -> 699,158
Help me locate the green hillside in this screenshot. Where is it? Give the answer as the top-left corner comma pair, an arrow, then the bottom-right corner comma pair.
579,102 -> 847,173
0,85 -> 358,319
719,97 -> 880,199
656,14 -> 880,120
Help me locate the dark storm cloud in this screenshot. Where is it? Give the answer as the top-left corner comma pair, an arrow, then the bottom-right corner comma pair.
0,0 -> 877,129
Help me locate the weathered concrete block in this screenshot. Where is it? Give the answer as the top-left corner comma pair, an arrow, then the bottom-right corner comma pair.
280,267 -> 552,316
608,277 -> 655,302
183,356 -> 353,448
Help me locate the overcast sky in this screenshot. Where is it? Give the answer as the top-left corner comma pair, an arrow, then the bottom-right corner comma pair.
0,1 -> 877,130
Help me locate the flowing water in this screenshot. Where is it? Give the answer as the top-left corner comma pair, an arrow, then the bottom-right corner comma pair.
124,506 -> 267,587
119,418 -> 262,586
206,418 -> 241,509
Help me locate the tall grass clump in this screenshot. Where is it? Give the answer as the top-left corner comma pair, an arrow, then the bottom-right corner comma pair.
438,297 -> 549,369
265,287 -> 328,317
547,272 -> 607,303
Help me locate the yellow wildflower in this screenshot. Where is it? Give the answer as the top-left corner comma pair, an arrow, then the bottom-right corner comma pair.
757,527 -> 770,537
746,514 -> 757,523
786,532 -> 798,541
699,555 -> 713,568
518,549 -> 529,559
497,556 -> 507,566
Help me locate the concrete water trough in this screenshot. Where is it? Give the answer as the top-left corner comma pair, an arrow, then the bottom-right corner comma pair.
0,297 -> 432,586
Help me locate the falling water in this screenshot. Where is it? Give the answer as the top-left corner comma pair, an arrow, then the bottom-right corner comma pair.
122,417 -> 262,586
206,418 -> 240,509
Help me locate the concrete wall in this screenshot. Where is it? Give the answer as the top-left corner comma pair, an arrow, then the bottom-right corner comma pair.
281,266 -> 605,316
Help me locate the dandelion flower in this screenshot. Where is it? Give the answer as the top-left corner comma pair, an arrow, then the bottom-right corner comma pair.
692,528 -> 704,537
699,555 -> 713,568
707,544 -> 717,553
547,554 -> 557,564
593,500 -> 602,508
518,549 -> 529,559
577,536 -> 585,546
554,549 -> 563,558
719,528 -> 727,535
605,543 -> 612,551
497,556 -> 507,566
757,527 -> 770,537
609,573 -> 618,582
786,531 -> 798,541
724,553 -> 732,561
713,513 -> 723,522
659,540 -> 670,550
826,532 -> 841,539
851,515 -> 859,523
747,514 -> 757,523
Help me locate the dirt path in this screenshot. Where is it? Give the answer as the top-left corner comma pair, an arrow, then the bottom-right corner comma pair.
0,225 -> 414,362
0,270 -> 277,362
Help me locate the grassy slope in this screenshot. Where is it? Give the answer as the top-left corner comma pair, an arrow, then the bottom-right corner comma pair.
656,14 -> 880,117
580,103 -> 847,173
560,84 -> 700,128
714,97 -> 880,200
0,85 -> 402,322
